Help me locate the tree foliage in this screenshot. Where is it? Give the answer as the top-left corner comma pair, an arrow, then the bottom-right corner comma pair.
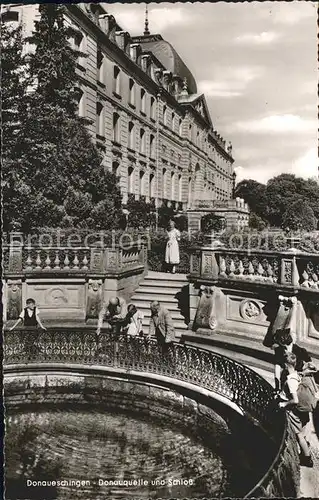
282,199 -> 317,232
126,196 -> 156,229
2,5 -> 123,232
235,174 -> 319,230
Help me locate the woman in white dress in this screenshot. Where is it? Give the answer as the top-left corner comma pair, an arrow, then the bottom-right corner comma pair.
165,220 -> 181,274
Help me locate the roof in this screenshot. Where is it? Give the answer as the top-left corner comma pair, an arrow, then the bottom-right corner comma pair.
132,34 -> 197,94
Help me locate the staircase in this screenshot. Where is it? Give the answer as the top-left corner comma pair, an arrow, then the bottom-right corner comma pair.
130,271 -> 190,337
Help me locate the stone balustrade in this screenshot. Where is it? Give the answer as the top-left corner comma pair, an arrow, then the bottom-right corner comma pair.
190,247 -> 319,293
2,234 -> 148,323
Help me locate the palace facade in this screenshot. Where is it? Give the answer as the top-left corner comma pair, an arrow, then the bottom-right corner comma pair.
2,3 -> 236,213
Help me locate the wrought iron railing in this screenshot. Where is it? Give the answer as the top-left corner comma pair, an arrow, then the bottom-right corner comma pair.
3,328 -> 299,498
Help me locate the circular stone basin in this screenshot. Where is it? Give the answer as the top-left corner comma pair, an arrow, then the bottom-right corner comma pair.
6,409 -> 231,500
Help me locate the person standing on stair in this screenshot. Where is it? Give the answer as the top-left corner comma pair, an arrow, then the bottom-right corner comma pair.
165,220 -> 181,274
149,301 -> 175,353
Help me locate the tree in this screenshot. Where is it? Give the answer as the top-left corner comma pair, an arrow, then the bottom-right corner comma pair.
1,20 -> 30,231
234,179 -> 268,220
126,196 -> 156,229
282,199 -> 317,232
3,4 -> 123,232
158,205 -> 175,229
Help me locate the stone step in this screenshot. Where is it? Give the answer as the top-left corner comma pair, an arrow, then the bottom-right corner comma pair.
141,278 -> 189,288
135,285 -> 188,295
132,301 -> 181,313
146,271 -> 187,281
131,292 -> 181,304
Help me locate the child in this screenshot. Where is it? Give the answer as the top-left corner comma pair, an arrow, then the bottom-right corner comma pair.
125,304 -> 144,337
10,298 -> 46,330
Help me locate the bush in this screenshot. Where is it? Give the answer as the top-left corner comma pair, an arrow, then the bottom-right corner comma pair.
249,213 -> 267,231
201,213 -> 225,233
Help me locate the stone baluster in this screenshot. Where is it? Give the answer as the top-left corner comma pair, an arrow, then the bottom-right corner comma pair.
301,271 -> 309,288
35,250 -> 42,270
54,251 -> 60,269
238,260 -> 244,278
63,251 -> 70,270
219,257 -> 227,277
311,274 -> 318,289
257,263 -> 264,281
82,253 -> 89,270
73,251 -> 79,270
44,251 -> 51,270
267,264 -> 274,283
229,260 -> 235,278
247,261 -> 255,280
25,249 -> 33,271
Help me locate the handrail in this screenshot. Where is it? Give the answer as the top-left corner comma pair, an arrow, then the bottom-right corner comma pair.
2,327 -> 297,497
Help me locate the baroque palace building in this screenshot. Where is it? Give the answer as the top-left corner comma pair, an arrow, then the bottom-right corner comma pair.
2,3 -> 247,226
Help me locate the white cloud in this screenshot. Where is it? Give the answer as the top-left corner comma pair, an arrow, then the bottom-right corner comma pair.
235,31 -> 279,45
291,148 -> 318,179
198,66 -> 263,98
233,114 -> 317,134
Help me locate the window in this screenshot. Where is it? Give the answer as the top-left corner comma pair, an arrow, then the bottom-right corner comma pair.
172,113 -> 175,132
178,175 -> 183,202
112,161 -> 119,176
188,177 -> 192,206
96,102 -> 104,136
139,129 -> 146,154
163,169 -> 167,198
97,48 -> 104,84
150,97 -> 156,120
163,105 -> 167,125
139,170 -> 145,196
149,173 -> 155,198
74,30 -> 86,67
113,66 -> 121,96
1,10 -> 19,22
140,89 -> 146,114
171,172 -> 175,200
150,134 -> 155,158
179,119 -> 183,136
129,78 -> 135,106
113,112 -> 120,143
75,88 -> 85,117
128,167 -> 134,193
128,122 -> 135,150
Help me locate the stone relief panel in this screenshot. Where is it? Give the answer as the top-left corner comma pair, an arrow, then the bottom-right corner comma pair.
240,300 -> 262,321
26,283 -> 85,310
226,296 -> 268,326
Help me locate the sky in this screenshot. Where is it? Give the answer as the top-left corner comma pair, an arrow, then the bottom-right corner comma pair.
106,1 -> 318,185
